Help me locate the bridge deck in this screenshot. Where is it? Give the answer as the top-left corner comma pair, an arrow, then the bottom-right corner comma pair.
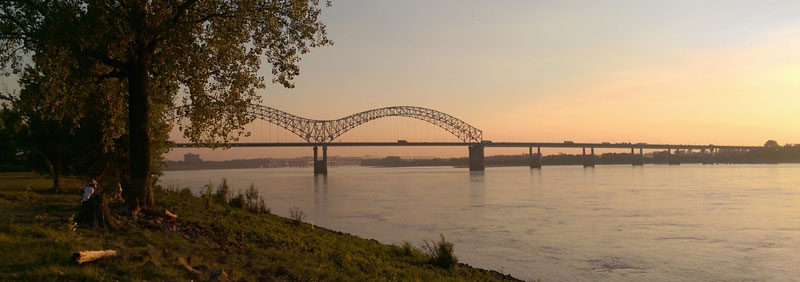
174,142 -> 757,150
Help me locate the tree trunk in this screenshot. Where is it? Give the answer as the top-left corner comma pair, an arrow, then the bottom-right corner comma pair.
77,195 -> 118,231
124,51 -> 153,209
43,155 -> 62,193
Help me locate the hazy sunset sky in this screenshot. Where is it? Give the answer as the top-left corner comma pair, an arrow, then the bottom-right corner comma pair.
174,0 -> 800,160
4,1 -> 798,160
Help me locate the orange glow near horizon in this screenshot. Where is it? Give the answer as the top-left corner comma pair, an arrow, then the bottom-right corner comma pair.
17,1 -> 783,161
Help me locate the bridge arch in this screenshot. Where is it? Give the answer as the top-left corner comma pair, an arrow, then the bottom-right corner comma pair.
173,104 -> 483,143
245,105 -> 483,143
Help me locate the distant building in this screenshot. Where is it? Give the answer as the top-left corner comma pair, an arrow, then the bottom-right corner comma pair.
184,153 -> 202,163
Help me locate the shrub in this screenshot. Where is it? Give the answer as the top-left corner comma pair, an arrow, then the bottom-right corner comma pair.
421,234 -> 458,269
289,206 -> 306,224
400,241 -> 415,256
241,183 -> 270,214
245,183 -> 258,208
229,192 -> 245,208
201,180 -> 214,207
213,178 -> 230,204
255,198 -> 270,214
178,188 -> 193,198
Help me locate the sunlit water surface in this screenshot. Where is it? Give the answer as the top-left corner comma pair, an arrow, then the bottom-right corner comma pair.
160,164 -> 800,281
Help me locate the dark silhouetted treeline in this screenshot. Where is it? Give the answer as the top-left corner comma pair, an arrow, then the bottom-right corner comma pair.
361,144 -> 800,167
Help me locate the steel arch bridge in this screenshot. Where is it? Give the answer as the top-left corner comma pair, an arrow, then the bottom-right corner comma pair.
175,105 -> 483,143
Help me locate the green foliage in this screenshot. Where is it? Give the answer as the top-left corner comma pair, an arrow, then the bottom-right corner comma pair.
244,183 -> 270,214
289,206 -> 306,224
213,179 -> 231,205
399,241 -> 419,257
421,234 -> 459,269
0,108 -> 26,172
1,1 -> 333,206
198,179 -> 269,213
200,180 -> 214,207
229,193 -> 245,209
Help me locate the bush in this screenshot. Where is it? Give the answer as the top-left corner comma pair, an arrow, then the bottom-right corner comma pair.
229,192 -> 245,208
178,188 -> 193,198
201,180 -> 214,207
400,241 -> 415,256
289,206 -> 306,224
245,183 -> 258,207
238,183 -> 269,214
213,178 -> 230,204
421,234 -> 458,269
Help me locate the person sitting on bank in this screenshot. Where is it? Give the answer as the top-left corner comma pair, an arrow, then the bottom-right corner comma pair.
81,179 -> 97,202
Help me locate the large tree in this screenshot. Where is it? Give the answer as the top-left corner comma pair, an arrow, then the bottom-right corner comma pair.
4,58 -> 133,192
1,1 -> 331,208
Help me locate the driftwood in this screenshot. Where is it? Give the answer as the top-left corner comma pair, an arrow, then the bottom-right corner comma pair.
164,209 -> 178,219
73,250 -> 118,264
140,208 -> 178,220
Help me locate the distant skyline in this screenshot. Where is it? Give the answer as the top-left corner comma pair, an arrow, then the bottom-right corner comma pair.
3,1 -> 798,161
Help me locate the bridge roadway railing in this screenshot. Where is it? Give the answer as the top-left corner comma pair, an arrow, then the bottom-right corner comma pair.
174,141 -> 758,150
173,141 -> 759,174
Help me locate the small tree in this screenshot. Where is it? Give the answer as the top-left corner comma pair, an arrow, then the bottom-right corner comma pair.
5,72 -> 81,192
764,140 -> 780,148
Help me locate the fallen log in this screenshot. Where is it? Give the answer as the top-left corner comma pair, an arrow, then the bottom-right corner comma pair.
141,208 -> 178,220
73,250 -> 117,264
164,209 -> 178,219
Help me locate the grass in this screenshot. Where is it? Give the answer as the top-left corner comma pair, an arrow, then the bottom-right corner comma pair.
422,234 -> 458,269
0,172 -> 522,281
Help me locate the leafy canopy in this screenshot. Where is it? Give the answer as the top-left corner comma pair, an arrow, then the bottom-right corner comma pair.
1,0 -> 332,145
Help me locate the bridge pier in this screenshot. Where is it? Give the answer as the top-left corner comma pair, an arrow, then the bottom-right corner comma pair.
632,147 -> 644,166
313,145 -> 328,175
667,148 -> 680,165
529,146 -> 542,169
469,144 -> 485,171
583,147 -> 595,167
701,149 -> 713,165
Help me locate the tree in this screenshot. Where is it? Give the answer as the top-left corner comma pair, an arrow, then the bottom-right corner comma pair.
4,63 -> 130,192
764,140 -> 779,148
0,107 -> 26,172
4,70 -> 76,192
1,1 -> 331,208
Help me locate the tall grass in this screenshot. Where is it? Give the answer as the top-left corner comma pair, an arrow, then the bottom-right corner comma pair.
421,234 -> 458,269
198,179 -> 269,214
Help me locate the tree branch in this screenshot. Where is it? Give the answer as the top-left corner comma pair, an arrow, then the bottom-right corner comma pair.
95,69 -> 127,84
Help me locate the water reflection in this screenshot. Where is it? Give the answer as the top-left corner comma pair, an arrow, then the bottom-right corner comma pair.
313,174 -> 328,216
469,171 -> 485,207
159,164 -> 800,281
583,165 -> 595,186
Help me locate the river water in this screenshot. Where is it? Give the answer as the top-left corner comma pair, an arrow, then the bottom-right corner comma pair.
159,164 -> 800,281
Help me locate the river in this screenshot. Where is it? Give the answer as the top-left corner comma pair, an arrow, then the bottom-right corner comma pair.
159,164 -> 800,281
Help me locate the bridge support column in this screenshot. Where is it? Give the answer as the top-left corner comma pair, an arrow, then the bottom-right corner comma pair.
583,147 -> 595,167
529,147 -> 542,169
667,148 -> 680,165
702,149 -> 713,165
469,144 -> 485,171
712,148 -> 718,164
313,145 -> 328,175
632,147 -> 644,166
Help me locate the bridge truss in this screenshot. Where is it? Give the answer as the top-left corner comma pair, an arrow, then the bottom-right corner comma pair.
176,105 -> 483,143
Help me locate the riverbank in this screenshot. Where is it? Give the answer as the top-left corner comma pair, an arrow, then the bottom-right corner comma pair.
0,172 -> 522,281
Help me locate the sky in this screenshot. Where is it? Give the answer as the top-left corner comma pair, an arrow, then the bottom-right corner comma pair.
173,0 -> 800,160
4,1 -> 799,160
